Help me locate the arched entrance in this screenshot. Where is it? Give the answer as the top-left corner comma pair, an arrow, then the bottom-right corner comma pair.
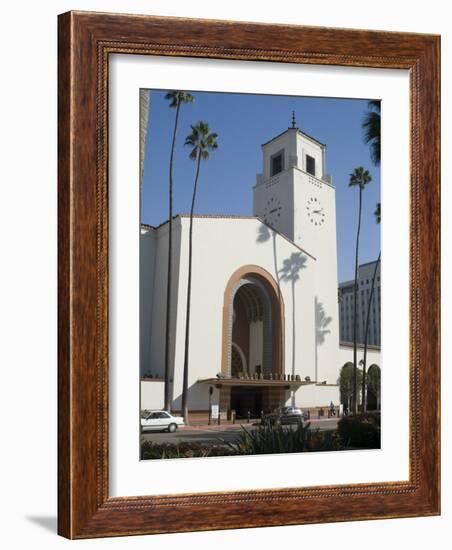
367,364 -> 381,411
220,265 -> 285,418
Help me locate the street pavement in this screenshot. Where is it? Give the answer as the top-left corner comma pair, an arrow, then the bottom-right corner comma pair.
141,418 -> 339,446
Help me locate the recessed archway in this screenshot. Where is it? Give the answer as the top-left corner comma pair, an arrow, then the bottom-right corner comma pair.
231,342 -> 247,376
221,265 -> 284,377
367,364 -> 381,411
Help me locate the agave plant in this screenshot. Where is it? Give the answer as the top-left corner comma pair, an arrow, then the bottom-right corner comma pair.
224,422 -> 344,455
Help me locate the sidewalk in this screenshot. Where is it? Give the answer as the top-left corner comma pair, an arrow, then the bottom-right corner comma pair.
178,417 -> 339,431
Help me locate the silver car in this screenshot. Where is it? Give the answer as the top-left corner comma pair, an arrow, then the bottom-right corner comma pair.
264,406 -> 307,426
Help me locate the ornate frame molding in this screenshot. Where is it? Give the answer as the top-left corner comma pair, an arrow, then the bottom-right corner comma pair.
58,11 -> 440,538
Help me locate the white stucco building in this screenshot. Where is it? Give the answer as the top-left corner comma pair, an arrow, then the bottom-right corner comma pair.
140,123 -> 380,419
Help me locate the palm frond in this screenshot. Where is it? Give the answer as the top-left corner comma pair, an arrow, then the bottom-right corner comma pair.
374,202 -> 381,224
165,90 -> 195,108
349,166 -> 372,188
362,101 -> 381,165
184,120 -> 219,163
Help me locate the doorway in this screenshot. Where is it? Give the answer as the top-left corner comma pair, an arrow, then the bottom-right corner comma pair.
230,387 -> 263,419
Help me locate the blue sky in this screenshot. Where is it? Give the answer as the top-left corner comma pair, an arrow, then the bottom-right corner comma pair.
141,90 -> 380,282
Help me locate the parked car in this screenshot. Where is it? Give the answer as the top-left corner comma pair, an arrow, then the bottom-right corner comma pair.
263,406 -> 307,426
140,410 -> 184,433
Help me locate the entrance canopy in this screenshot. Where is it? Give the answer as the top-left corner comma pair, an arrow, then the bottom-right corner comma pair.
197,377 -> 315,418
197,377 -> 312,389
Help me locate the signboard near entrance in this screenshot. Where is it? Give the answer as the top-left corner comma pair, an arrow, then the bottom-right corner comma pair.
211,405 -> 219,419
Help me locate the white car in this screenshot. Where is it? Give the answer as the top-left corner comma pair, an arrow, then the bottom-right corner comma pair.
140,410 -> 184,433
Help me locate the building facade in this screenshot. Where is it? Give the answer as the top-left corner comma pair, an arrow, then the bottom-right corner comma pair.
338,260 -> 381,346
140,123 -> 380,418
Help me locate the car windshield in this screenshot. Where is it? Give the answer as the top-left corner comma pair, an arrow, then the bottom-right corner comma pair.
147,412 -> 171,419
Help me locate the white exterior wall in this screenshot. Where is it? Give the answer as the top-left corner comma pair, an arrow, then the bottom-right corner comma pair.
170,216 -> 317,411
261,130 -> 298,179
146,219 -> 182,379
295,384 -> 339,408
339,343 -> 381,369
253,170 -> 295,239
293,170 -> 340,385
296,133 -> 325,180
140,227 -> 157,376
141,380 -> 165,410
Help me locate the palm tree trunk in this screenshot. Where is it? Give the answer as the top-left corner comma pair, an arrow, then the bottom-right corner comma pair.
272,233 -> 283,376
139,89 -> 150,190
352,186 -> 363,414
361,252 -> 381,412
291,280 -> 296,406
164,101 -> 181,412
181,155 -> 202,423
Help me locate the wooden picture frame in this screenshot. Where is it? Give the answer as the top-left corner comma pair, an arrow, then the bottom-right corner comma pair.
58,11 -> 440,539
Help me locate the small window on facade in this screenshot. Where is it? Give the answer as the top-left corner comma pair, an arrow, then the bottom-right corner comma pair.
270,151 -> 284,176
306,154 -> 316,176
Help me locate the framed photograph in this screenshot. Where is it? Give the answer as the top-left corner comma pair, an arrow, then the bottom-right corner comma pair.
58,11 -> 440,538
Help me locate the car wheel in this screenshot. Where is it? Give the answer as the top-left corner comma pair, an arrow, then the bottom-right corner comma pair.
167,423 -> 177,433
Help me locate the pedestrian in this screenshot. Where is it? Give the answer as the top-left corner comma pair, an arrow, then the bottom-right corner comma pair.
329,401 -> 335,417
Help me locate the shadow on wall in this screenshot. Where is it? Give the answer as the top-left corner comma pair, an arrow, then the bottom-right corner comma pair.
172,381 -> 215,413
279,252 -> 307,405
256,223 -> 281,296
315,298 -> 332,381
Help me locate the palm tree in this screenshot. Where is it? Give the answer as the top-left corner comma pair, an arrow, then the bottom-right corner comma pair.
361,203 -> 381,411
181,122 -> 218,423
339,363 -> 363,414
362,100 -> 381,165
140,89 -> 150,190
349,166 -> 372,413
163,91 -> 194,412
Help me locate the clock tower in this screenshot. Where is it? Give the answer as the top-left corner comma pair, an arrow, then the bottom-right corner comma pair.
253,117 -> 340,384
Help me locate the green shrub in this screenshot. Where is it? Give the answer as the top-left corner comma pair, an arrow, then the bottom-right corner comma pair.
141,424 -> 347,460
225,423 -> 343,455
337,413 -> 381,448
305,429 -> 343,452
141,441 -> 235,460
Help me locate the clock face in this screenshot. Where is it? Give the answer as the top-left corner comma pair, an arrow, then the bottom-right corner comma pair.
306,197 -> 326,227
263,197 -> 282,227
